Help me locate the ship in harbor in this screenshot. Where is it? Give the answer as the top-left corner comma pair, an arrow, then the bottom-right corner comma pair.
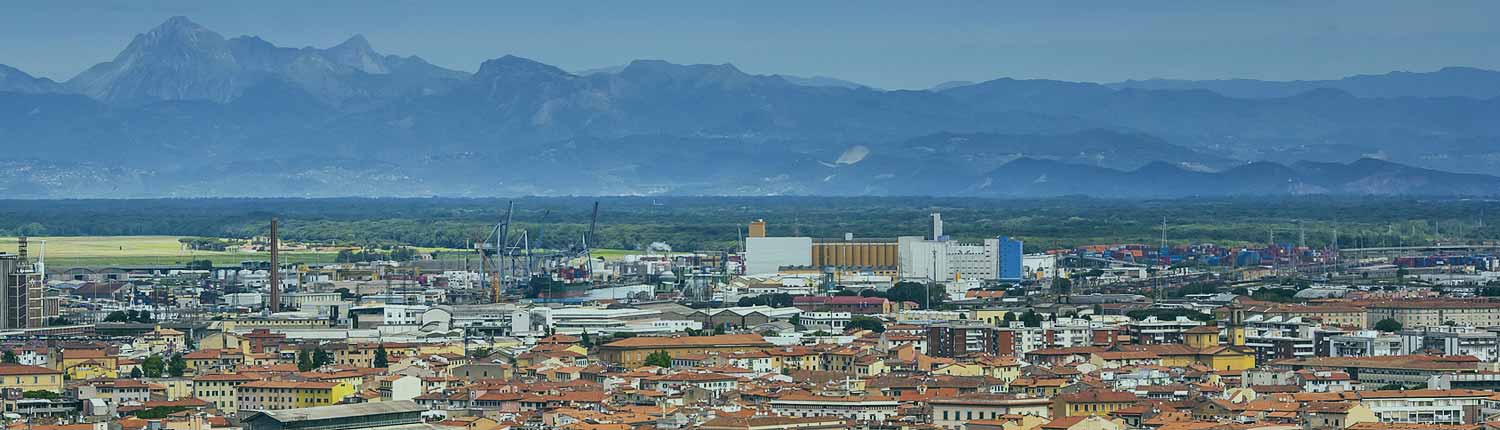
525,268 -> 593,299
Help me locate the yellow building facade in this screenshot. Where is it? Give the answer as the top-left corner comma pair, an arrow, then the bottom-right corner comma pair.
0,364 -> 64,393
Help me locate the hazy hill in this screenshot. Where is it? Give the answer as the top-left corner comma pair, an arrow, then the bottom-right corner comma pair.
2,17 -> 1499,197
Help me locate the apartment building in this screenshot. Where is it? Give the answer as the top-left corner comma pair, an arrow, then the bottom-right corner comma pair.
767,394 -> 898,422
0,363 -> 64,393
1328,331 -> 1404,357
237,380 -> 354,411
1366,300 -> 1500,329
927,322 -> 1004,358
1126,317 -> 1205,345
1399,327 -> 1500,362
194,373 -> 261,411
930,394 -> 1052,429
598,334 -> 773,367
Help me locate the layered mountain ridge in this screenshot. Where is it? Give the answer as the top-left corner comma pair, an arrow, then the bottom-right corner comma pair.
1,17 -> 1498,198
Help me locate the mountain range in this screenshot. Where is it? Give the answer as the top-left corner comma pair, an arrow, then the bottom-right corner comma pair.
1,17 -> 1498,198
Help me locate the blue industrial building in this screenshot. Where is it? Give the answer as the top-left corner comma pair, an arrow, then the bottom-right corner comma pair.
999,236 -> 1024,282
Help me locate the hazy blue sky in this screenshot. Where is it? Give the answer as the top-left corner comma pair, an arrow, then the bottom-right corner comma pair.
2,1 -> 1496,89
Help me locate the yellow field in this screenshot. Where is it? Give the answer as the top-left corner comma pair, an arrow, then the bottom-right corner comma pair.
0,236 -> 197,257
0,236 -> 649,268
0,236 -> 337,268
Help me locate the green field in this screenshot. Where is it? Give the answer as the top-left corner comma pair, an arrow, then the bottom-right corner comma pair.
0,236 -> 338,268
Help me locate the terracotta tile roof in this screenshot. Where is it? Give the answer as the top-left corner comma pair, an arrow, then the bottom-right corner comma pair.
1095,351 -> 1161,360
240,380 -> 338,389
61,349 -> 109,359
0,363 -> 60,375
192,372 -> 261,381
1058,390 -> 1139,403
772,392 -> 896,403
1042,416 -> 1089,429
600,334 -> 769,348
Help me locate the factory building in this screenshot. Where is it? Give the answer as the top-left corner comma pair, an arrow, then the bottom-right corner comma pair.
897,214 -> 1009,282
745,220 -> 897,276
742,216 -> 1025,283
811,237 -> 899,273
1,247 -> 44,330
744,219 -> 815,275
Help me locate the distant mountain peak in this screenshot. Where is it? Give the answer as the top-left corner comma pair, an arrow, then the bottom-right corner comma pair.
929,80 -> 974,91
155,16 -> 206,33
622,59 -> 743,75
137,16 -> 222,48
323,33 -> 388,74
476,55 -> 574,79
335,34 -> 372,51
0,64 -> 64,94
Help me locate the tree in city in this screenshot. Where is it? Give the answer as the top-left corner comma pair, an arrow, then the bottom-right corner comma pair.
1020,310 -> 1044,328
133,406 -> 190,419
2,350 -> 16,363
580,331 -> 593,349
130,367 -> 143,378
886,281 -> 944,309
737,293 -> 793,308
1375,318 -> 1403,332
22,390 -> 59,400
104,311 -> 130,322
1051,277 -> 1072,295
141,355 -> 165,378
167,353 -> 186,377
1002,312 -> 1017,323
470,347 -> 492,359
644,351 -> 672,368
848,315 -> 885,333
313,348 -> 332,368
373,345 -> 389,368
297,349 -> 315,372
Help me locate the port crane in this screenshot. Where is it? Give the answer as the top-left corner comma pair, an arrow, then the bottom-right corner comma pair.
473,201 -> 601,302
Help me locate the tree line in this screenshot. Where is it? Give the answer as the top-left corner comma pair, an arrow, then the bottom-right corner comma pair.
4,196 -> 1500,254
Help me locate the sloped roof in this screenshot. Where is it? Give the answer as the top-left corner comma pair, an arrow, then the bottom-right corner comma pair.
243,400 -> 423,423
601,334 -> 769,349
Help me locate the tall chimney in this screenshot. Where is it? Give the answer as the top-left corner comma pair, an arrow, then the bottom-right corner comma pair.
930,213 -> 944,241
269,218 -> 280,313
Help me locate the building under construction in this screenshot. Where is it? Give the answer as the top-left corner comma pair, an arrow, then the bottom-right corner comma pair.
1,239 -> 44,330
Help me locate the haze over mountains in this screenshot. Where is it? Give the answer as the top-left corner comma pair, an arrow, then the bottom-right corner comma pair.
1,17 -> 1498,198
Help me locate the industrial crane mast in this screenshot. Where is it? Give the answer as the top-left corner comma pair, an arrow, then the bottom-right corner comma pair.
585,201 -> 599,284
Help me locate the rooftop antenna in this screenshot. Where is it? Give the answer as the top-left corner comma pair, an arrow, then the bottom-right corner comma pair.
35,239 -> 45,281
586,201 -> 600,286
1158,216 -> 1167,301
928,248 -> 936,310
1297,220 -> 1305,268
1331,226 -> 1339,271
1269,227 -> 1277,274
